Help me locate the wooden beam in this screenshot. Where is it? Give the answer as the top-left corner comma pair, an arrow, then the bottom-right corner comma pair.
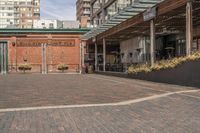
186,1 -> 193,55
95,42 -> 98,71
150,20 -> 156,67
97,0 -> 187,40
103,38 -> 106,72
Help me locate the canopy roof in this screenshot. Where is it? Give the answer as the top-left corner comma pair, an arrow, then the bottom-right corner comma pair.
82,0 -> 163,40
0,28 -> 90,34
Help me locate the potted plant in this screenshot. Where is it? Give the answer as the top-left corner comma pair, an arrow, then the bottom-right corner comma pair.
57,63 -> 69,73
88,65 -> 94,74
18,63 -> 32,73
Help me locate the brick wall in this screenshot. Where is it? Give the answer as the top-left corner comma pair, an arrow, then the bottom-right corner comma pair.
8,36 -> 81,73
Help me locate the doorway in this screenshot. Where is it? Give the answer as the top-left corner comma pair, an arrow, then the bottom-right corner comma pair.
0,41 -> 8,74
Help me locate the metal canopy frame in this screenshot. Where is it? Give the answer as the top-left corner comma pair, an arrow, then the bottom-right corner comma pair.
82,0 -> 163,40
97,0 -> 200,42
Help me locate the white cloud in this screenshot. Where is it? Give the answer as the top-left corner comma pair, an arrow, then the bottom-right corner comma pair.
40,0 -> 76,20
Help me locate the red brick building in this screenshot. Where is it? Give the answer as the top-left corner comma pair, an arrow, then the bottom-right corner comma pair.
0,29 -> 89,74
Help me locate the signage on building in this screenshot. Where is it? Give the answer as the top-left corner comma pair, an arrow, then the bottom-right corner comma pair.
143,7 -> 157,21
51,40 -> 75,47
16,39 -> 76,47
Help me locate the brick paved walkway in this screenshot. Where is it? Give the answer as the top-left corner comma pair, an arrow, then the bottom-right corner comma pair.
0,74 -> 199,133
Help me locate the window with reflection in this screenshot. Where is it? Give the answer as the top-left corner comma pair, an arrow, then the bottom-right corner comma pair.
92,0 -> 103,15
105,0 -> 132,21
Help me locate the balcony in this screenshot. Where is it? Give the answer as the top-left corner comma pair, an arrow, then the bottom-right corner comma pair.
83,11 -> 91,14
83,4 -> 90,8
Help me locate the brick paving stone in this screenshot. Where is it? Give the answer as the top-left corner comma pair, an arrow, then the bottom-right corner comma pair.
0,74 -> 188,109
0,92 -> 199,133
0,74 -> 199,133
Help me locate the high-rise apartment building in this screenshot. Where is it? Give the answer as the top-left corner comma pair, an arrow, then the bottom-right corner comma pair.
91,0 -> 132,27
0,0 -> 40,28
33,19 -> 80,29
63,21 -> 80,29
76,0 -> 91,28
33,19 -> 63,29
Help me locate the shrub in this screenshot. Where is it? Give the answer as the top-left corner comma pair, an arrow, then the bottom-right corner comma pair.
128,51 -> 200,74
57,63 -> 69,72
88,65 -> 94,74
18,63 -> 32,73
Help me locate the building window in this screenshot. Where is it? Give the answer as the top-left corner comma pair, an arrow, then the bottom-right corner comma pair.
121,53 -> 124,58
7,13 -> 12,16
129,53 -> 133,58
49,23 -> 54,29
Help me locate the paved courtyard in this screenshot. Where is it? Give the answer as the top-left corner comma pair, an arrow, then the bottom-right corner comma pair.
0,74 -> 199,133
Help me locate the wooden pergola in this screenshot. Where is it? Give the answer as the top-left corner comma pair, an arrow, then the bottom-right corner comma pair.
83,0 -> 200,71
97,0 -> 200,41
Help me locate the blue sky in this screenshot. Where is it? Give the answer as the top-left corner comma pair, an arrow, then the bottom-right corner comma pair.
40,0 -> 76,20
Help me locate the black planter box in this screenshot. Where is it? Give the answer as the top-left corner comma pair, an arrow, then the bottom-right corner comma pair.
96,60 -> 200,88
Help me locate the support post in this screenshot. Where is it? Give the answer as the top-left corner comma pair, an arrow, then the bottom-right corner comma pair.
150,19 -> 155,67
143,36 -> 147,63
15,40 -> 17,72
95,42 -> 98,71
41,44 -> 43,74
80,41 -> 85,74
44,44 -> 47,74
102,0 -> 106,23
80,42 -> 82,74
3,43 -> 7,74
0,44 -> 3,74
103,38 -> 106,72
82,42 -> 85,70
186,1 -> 193,56
42,43 -> 47,74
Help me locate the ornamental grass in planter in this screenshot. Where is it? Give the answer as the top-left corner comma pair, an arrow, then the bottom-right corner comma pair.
128,51 -> 200,74
57,63 -> 69,72
18,63 -> 32,73
88,65 -> 94,74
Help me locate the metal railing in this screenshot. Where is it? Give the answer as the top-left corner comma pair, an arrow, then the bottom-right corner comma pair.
97,64 -> 127,72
